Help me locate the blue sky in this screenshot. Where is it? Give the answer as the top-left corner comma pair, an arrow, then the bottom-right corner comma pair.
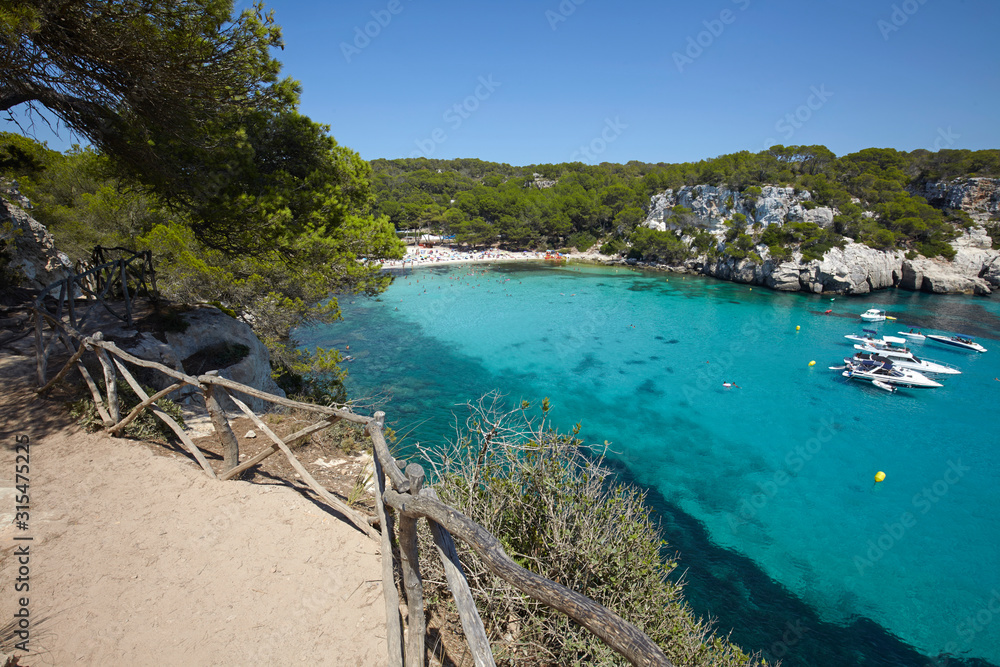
10,0 -> 1000,166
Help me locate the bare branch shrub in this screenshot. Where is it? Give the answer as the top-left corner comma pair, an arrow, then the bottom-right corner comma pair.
417,391 -> 766,666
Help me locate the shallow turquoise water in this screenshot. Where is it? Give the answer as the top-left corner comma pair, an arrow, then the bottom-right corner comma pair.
296,263 -> 1000,666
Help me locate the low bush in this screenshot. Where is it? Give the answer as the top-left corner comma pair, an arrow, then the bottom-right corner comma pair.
568,231 -> 597,252
418,393 -> 763,666
68,377 -> 186,440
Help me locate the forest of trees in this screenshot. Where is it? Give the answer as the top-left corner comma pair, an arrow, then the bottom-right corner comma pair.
0,0 -> 404,400
370,146 -> 1000,262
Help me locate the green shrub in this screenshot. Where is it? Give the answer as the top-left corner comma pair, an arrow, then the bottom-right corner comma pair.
68,378 -> 186,440
917,239 -> 956,260
418,393 -> 764,667
568,231 -> 597,252
599,238 -> 626,255
768,244 -> 793,262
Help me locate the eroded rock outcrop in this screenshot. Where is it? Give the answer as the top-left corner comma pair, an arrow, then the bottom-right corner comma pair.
644,185 -> 836,234
639,179 -> 999,295
1,185 -> 73,289
913,178 -> 1000,225
104,306 -> 286,412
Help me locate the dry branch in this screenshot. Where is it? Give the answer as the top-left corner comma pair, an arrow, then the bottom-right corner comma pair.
382,491 -> 672,667
219,416 -> 340,481
220,388 -> 379,541
112,358 -> 218,479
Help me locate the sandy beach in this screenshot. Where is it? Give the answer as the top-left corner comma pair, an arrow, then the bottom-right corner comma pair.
382,246 -> 554,269
380,245 -> 615,270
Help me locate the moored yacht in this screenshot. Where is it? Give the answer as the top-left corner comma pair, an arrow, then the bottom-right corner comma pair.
844,329 -> 885,345
850,349 -> 961,375
860,308 -> 887,322
842,358 -> 943,388
926,334 -> 988,353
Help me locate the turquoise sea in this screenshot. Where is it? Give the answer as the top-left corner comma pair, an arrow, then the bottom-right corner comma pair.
295,262 -> 1000,667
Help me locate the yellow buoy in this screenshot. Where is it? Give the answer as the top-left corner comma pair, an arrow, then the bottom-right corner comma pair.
874,471 -> 886,483
796,325 -> 801,331
808,360 -> 816,366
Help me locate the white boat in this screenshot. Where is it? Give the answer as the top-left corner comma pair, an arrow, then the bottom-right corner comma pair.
845,332 -> 909,349
850,349 -> 961,375
844,329 -> 886,345
842,358 -> 943,388
860,309 -> 887,322
925,334 -> 988,353
897,330 -> 926,341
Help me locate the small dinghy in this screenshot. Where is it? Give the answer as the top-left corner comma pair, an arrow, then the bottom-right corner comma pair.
872,380 -> 897,393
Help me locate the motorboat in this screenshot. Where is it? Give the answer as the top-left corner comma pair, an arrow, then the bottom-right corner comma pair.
844,329 -> 885,345
926,334 -> 988,353
845,332 -> 909,350
860,309 -> 887,322
841,358 -> 943,388
897,330 -> 926,341
850,349 -> 961,375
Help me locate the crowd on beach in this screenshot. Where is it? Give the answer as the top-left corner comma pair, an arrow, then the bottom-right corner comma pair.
382,246 -> 552,268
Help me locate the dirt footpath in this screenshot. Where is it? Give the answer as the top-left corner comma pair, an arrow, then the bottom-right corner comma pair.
0,365 -> 387,666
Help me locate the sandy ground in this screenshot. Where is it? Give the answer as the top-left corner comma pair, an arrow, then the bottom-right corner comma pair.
381,245 -> 615,270
0,351 -> 387,666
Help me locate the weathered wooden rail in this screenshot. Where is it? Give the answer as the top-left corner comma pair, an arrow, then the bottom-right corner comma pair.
31,252 -> 673,667
33,246 -> 157,386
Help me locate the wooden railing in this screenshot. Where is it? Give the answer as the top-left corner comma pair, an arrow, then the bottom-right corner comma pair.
30,257 -> 672,667
34,246 -> 157,386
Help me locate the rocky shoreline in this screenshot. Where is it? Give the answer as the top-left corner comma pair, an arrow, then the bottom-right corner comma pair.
630,177 -> 1000,296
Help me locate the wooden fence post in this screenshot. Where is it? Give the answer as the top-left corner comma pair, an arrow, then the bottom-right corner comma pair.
423,487 -> 496,667
203,371 -> 240,472
399,463 -> 427,667
34,310 -> 45,386
92,332 -> 120,425
368,412 -> 404,667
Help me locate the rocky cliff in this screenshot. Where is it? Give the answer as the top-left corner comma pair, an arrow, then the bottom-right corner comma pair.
1,184 -> 74,288
641,180 -> 1000,295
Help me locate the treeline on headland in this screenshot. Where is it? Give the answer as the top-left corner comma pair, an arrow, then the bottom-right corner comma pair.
371,147 -> 1000,262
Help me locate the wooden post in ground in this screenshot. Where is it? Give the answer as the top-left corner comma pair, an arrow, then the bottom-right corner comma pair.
92,333 -> 120,425
368,412 -> 404,666
423,487 -> 495,667
34,311 -> 45,386
203,371 -> 240,472
398,463 -> 427,667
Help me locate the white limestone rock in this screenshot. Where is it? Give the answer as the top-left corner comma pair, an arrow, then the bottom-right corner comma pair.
901,258 -> 992,295
1,189 -> 73,288
163,306 -> 285,412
